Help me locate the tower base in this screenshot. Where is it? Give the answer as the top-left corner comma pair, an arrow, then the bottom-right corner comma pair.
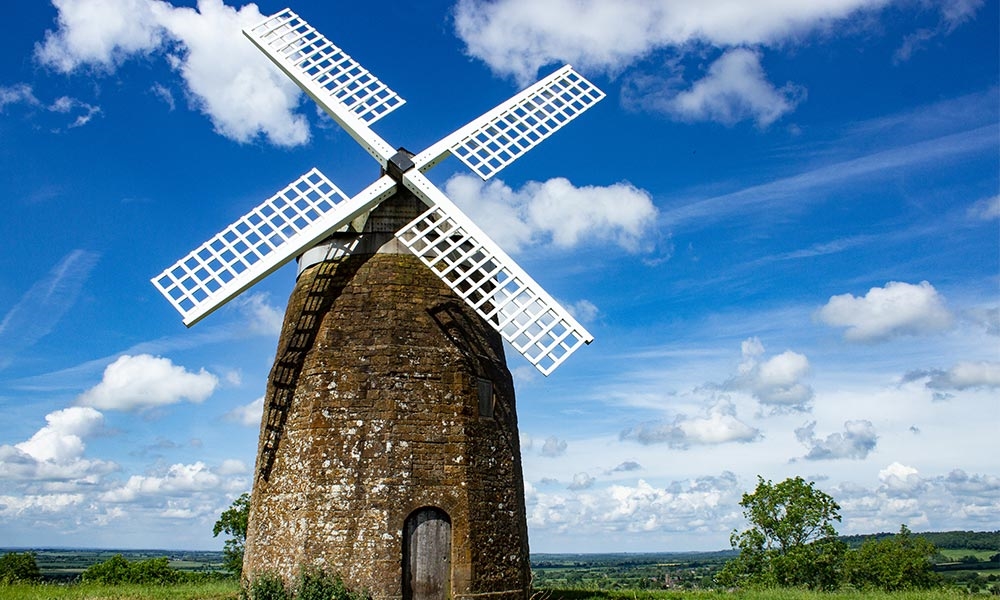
243,218 -> 530,600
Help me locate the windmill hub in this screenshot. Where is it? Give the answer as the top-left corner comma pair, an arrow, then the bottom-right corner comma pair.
386,148 -> 416,181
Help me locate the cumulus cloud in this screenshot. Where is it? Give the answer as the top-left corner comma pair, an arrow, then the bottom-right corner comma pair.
904,361 -> 1000,391
0,407 -> 117,484
0,250 -> 100,370
454,0 -> 902,85
77,354 -> 218,411
733,337 -> 814,410
453,0 -> 981,126
540,436 -> 568,457
527,472 -> 742,535
568,472 -> 595,490
36,0 -> 308,146
225,396 -> 264,427
838,464 -> 1000,533
795,420 -> 878,460
627,48 -> 804,127
879,461 -> 925,496
100,461 -> 224,502
817,281 -> 953,342
612,461 -> 642,472
621,399 -> 760,448
444,174 -> 658,254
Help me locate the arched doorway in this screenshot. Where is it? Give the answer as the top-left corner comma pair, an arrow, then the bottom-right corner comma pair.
402,507 -> 451,600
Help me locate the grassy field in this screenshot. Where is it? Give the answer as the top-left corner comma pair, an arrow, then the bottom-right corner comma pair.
937,548 -> 996,561
0,584 -> 980,600
0,581 -> 240,599
544,590 -> 978,600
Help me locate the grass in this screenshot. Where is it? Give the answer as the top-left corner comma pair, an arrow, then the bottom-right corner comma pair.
0,583 -> 980,600
541,589 -> 974,600
0,581 -> 240,599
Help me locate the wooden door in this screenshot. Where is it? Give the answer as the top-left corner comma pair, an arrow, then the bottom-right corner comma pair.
403,507 -> 451,600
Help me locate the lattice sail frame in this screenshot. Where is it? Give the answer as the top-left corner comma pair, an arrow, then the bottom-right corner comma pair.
412,65 -> 605,178
449,66 -> 604,180
154,7 -> 605,373
399,171 -> 592,376
247,8 -> 404,125
244,8 -> 400,165
152,172 -> 395,326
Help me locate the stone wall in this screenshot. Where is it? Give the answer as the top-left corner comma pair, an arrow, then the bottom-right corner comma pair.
243,205 -> 530,600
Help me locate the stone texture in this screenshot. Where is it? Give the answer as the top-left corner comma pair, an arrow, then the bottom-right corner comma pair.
243,193 -> 530,600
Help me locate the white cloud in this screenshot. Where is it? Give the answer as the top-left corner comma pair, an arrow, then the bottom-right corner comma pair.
879,461 -> 925,495
100,461 -> 222,502
817,280 -> 953,342
0,83 -> 40,109
445,174 -> 658,254
541,436 -> 568,457
15,406 -> 104,463
455,0 -> 982,126
36,0 -> 166,71
77,354 -> 218,411
905,360 -> 1000,391
621,399 -> 760,448
454,0 -> 901,85
733,337 -> 814,409
0,493 -> 86,518
894,0 -> 984,62
527,472 -> 742,536
637,48 -> 804,127
37,0 -> 308,146
217,459 -> 248,475
567,299 -> 599,323
0,85 -> 102,129
568,472 -> 595,490
795,419 -> 878,460
0,407 -> 117,484
967,195 -> 1000,220
225,396 -> 264,427
234,293 -> 284,336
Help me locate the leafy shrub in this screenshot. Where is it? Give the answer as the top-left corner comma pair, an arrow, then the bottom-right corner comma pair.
244,568 -> 368,600
844,524 -> 940,591
81,554 -> 181,585
297,567 -> 368,600
0,551 -> 42,584
245,572 -> 289,600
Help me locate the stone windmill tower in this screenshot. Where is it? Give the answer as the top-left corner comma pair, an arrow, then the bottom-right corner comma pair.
151,8 -> 604,600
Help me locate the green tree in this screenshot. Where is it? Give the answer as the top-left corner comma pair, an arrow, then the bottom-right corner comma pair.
844,524 -> 940,591
0,551 -> 42,584
214,492 -> 251,577
81,554 -> 181,585
716,476 -> 845,590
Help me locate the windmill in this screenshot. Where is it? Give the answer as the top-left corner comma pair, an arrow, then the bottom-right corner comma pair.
151,7 -> 604,600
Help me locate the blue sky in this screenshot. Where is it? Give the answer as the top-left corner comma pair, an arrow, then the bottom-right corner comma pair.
0,0 -> 997,553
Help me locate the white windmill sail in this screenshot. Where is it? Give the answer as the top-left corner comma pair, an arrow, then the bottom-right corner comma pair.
243,8 -> 401,165
412,65 -> 605,178
152,173 -> 396,326
153,7 -> 605,374
398,170 -> 592,376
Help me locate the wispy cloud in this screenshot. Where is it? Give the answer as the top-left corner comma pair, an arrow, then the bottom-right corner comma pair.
0,250 -> 100,370
661,125 -> 997,229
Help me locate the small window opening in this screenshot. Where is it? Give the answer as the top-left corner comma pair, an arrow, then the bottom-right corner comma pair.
477,378 -> 494,417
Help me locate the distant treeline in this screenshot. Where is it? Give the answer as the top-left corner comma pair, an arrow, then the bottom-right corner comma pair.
839,530 -> 1000,551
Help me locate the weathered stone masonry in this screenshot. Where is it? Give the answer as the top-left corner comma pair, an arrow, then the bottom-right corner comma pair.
243,193 -> 531,600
